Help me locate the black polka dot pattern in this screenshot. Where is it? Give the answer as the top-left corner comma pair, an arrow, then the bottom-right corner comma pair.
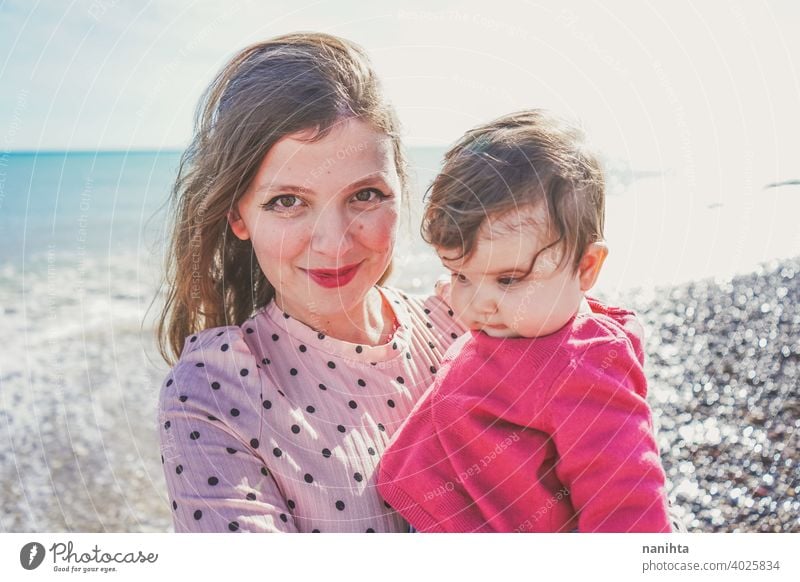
161,289 -> 466,533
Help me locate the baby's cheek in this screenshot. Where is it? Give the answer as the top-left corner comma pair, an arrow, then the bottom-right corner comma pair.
447,285 -> 471,321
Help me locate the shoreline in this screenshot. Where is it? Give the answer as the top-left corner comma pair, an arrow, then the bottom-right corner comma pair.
1,255 -> 797,532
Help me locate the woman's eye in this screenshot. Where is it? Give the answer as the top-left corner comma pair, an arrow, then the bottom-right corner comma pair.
353,188 -> 387,203
262,195 -> 302,211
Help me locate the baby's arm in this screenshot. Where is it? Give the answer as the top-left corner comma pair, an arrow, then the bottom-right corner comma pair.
546,341 -> 671,532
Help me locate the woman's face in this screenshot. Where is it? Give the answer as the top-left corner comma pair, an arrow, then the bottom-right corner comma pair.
227,118 -> 402,326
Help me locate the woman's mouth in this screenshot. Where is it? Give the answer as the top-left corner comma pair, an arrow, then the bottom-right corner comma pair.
303,261 -> 363,288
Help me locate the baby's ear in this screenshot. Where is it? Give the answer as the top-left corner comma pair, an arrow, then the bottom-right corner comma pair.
227,208 -> 250,241
577,242 -> 608,292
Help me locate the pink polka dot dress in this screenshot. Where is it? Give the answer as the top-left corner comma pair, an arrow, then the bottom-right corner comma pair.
158,285 -> 466,532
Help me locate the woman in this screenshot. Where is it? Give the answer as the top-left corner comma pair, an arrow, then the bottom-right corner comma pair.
156,32 -> 465,533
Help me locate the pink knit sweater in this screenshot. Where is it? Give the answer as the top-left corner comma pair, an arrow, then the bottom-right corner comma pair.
376,298 -> 671,532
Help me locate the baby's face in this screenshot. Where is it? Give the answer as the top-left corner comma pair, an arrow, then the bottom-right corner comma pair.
438,205 -> 584,339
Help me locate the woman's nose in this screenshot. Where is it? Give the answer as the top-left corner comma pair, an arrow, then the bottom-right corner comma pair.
309,208 -> 354,258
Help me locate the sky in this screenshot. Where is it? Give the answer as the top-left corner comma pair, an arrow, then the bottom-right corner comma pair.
1,0 -> 799,289
1,0 -> 798,185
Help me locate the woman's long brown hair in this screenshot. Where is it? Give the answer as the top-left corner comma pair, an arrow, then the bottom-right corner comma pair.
152,32 -> 408,366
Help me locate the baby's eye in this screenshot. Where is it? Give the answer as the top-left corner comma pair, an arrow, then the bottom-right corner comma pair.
452,273 -> 469,284
261,195 -> 303,211
353,188 -> 388,203
497,276 -> 520,287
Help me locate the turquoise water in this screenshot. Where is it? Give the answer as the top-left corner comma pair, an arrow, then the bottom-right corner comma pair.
1,148 -> 797,531
0,150 -> 181,265
0,148 -> 450,266
0,147 -> 452,531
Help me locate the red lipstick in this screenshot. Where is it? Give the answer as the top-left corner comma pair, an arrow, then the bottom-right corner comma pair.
303,262 -> 363,288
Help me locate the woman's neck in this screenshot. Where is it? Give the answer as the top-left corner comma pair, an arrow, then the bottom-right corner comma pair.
277,287 -> 398,346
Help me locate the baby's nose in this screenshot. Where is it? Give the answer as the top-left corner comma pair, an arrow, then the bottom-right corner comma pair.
470,289 -> 497,315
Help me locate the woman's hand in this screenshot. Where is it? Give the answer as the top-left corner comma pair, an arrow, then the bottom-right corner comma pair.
434,275 -> 453,306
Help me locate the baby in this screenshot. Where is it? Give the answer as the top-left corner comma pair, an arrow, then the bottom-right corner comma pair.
376,110 -> 672,532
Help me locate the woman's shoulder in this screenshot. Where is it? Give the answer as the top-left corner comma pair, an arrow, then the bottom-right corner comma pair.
381,283 -> 466,340
159,323 -> 263,405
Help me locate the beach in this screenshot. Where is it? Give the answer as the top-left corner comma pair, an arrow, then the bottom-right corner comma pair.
609,257 -> 799,532
0,151 -> 797,532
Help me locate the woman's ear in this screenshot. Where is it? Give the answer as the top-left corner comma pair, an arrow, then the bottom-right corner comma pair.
577,242 -> 608,292
227,208 -> 250,241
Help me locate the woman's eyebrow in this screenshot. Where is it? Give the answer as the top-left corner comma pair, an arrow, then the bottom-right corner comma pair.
345,174 -> 390,191
255,183 -> 315,197
255,173 -> 391,197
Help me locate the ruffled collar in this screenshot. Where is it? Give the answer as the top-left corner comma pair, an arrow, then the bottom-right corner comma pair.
252,286 -> 413,364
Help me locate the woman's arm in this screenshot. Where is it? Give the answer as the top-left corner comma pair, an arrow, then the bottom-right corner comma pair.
158,330 -> 298,533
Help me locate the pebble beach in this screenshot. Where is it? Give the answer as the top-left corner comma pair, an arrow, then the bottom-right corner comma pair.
1,251 -> 797,532
610,256 -> 800,532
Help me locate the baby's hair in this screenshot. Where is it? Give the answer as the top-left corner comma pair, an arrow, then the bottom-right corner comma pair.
422,109 -> 605,276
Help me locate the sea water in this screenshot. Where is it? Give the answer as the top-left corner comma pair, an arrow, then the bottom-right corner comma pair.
0,148 -> 797,531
